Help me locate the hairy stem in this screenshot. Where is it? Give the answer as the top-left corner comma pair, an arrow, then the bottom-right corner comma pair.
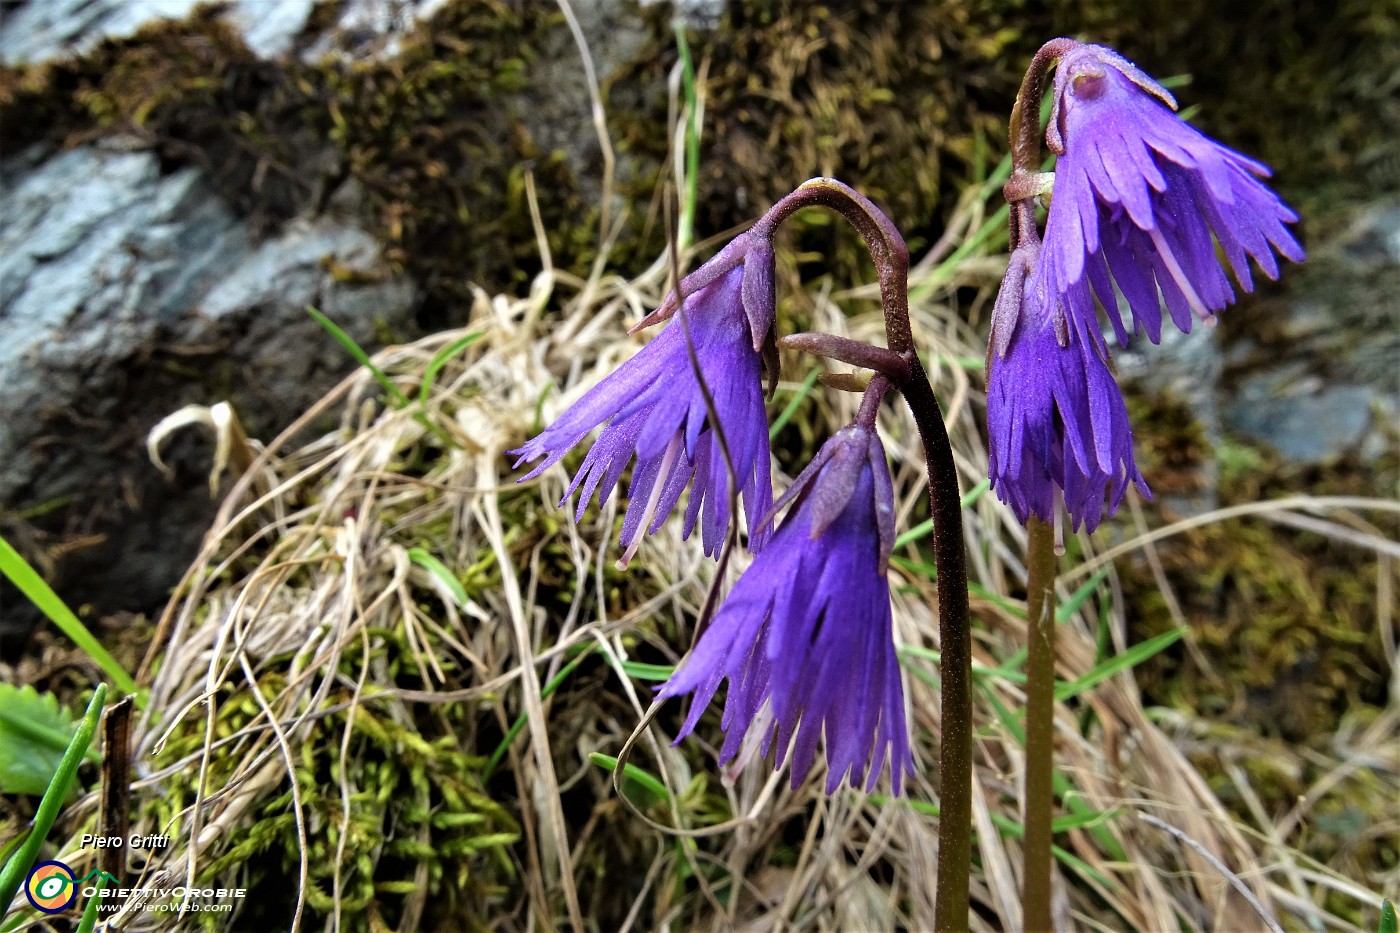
1010,38 -> 1079,170
778,332 -> 910,382
766,178 -> 973,930
1022,516 -> 1060,932
1005,37 -> 1077,252
900,357 -> 974,933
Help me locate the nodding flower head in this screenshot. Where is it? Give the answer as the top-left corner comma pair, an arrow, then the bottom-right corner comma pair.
1042,42 -> 1304,347
510,233 -> 778,565
987,240 -> 1149,535
658,422 -> 912,794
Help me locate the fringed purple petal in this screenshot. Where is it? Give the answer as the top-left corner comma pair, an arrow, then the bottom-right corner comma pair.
512,244 -> 778,560
1040,42 -> 1303,351
658,426 -> 910,795
987,258 -> 1149,533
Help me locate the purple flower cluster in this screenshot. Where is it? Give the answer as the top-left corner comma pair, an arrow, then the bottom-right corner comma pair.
658,424 -> 912,793
988,42 -> 1304,532
513,232 -> 911,793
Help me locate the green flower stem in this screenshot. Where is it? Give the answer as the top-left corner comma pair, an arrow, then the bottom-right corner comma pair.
1022,516 -> 1059,932
0,684 -> 107,916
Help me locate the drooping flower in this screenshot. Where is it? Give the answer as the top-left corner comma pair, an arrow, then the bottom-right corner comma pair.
510,234 -> 777,563
987,242 -> 1147,533
987,40 -> 1305,532
1042,42 -> 1305,346
658,422 -> 912,794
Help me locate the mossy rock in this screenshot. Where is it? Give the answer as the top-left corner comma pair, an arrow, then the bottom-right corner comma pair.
4,0 -> 1393,320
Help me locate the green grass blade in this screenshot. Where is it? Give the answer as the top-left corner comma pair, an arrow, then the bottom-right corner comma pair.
977,682 -> 1127,860
1378,899 -> 1396,933
588,752 -> 669,806
876,793 -> 1114,888
893,479 -> 992,549
0,684 -> 106,914
1055,567 -> 1111,623
75,876 -> 106,933
769,367 -> 823,440
620,661 -> 676,681
898,645 -> 1027,686
673,20 -> 701,253
308,306 -> 459,446
985,812 -> 1113,887
0,536 -> 138,697
483,646 -> 596,780
418,332 -> 482,405
306,306 -> 410,408
1055,628 -> 1186,702
407,548 -> 469,609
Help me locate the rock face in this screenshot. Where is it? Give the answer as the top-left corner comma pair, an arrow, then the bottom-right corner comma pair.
0,140 -> 415,644
1222,200 -> 1400,465
0,0 -> 314,63
0,0 -> 480,67
1,0 -> 1394,645
1113,197 -> 1399,522
0,0 -> 630,645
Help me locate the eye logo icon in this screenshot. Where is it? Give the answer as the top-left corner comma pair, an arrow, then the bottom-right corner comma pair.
25,860 -> 77,913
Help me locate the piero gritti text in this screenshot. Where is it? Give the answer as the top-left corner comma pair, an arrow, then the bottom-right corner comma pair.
79,833 -> 171,849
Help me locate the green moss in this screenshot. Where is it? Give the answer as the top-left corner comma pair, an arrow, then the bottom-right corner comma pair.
612,0 -> 1036,287
303,1 -> 602,325
1125,390 -> 1212,497
3,0 -> 1389,329
146,629 -> 519,931
1127,518 -> 1376,734
1065,0 -> 1400,206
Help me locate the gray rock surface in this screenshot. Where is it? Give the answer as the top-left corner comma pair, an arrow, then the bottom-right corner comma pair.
0,0 -> 454,65
1,146 -> 245,499
1117,318 -> 1225,516
1221,199 -> 1400,465
0,0 -> 311,63
1104,197 -> 1398,517
0,0 -> 636,642
0,140 -> 414,640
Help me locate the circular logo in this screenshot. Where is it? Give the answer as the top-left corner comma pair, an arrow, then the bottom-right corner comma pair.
25,860 -> 77,914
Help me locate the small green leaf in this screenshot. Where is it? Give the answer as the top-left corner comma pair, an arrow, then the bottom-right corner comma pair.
418,332 -> 482,405
588,752 -> 669,808
620,661 -> 675,681
0,684 -> 106,916
306,306 -> 409,408
0,685 -> 93,795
